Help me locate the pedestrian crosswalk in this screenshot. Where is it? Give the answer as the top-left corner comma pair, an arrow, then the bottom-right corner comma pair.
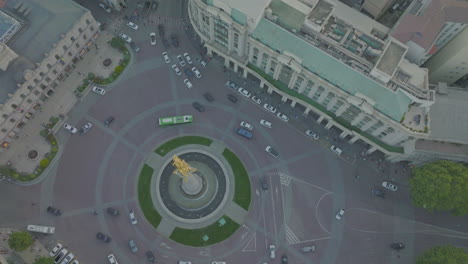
279,172 -> 292,186
148,14 -> 185,29
285,225 -> 301,244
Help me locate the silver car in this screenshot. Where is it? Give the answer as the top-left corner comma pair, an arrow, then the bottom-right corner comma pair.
128,240 -> 138,253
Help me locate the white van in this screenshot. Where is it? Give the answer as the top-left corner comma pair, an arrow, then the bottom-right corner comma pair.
330,145 -> 342,155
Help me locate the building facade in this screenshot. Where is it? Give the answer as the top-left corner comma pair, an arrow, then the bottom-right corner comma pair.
188,0 -> 468,164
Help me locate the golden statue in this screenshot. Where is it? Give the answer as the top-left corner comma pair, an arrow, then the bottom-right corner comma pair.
172,155 -> 197,182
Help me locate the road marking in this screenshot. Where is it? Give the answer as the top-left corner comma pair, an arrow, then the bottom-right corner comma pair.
269,174 -> 278,242
279,173 -> 291,186
316,192 -> 333,234
285,225 -> 301,244
242,233 -> 257,252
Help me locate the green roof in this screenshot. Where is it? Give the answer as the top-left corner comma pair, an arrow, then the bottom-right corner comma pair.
251,19 -> 411,122
231,8 -> 246,26
269,0 -> 305,32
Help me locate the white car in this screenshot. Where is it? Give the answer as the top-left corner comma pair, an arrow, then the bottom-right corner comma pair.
79,122 -> 92,136
382,181 -> 398,191
92,86 -> 106,95
238,88 -> 251,98
183,52 -> 193,64
183,79 -> 193,88
54,248 -> 68,264
107,254 -> 118,264
49,243 -> 63,257
265,146 -> 279,158
277,112 -> 289,122
240,121 -> 253,131
126,21 -> 139,30
192,67 -> 202,78
305,130 -> 319,140
60,253 -> 74,264
336,209 -> 345,220
269,245 -> 276,259
251,96 -> 261,104
63,123 -> 77,134
119,33 -> 132,43
260,119 -> 272,128
263,103 -> 277,113
162,52 -> 170,63
330,145 -> 342,155
70,260 -> 79,264
150,32 -> 156,45
172,64 -> 182,76
177,55 -> 186,66
98,3 -> 111,13
197,58 -> 207,67
129,210 -> 137,224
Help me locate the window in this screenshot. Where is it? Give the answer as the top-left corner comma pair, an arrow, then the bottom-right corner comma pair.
1,128 -> 6,133
20,94 -> 26,99
233,33 -> 239,49
62,45 -> 67,51
46,63 -> 52,69
83,34 -> 87,40
330,100 -> 344,113
27,85 -> 33,90
251,48 -> 259,65
33,79 -> 39,84
27,99 -> 33,103
52,69 -> 58,74
78,27 -> 83,33
85,19 -> 90,25
2,114 -> 8,118
34,90 -> 40,96
321,92 -> 335,107
302,80 -> 315,96
40,84 -> 47,90
312,86 -> 325,101
71,36 -> 76,41
45,77 -> 51,82
268,60 -> 277,76
293,76 -> 304,91
55,54 -> 60,60
261,54 -> 269,71
90,26 -> 94,31
278,65 -> 293,85
75,43 -> 80,48
10,118 -> 16,123
39,72 -> 45,77
68,52 -> 73,57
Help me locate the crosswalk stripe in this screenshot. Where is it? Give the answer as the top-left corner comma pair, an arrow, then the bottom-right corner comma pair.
285,226 -> 300,244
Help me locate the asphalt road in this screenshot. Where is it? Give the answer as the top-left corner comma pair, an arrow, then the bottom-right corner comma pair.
1,1 -> 468,264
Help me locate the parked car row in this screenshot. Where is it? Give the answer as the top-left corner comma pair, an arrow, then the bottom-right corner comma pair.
49,243 -> 79,264
163,51 -> 206,89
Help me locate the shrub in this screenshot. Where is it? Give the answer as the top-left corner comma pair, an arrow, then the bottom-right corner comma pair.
114,65 -> 124,74
39,159 -> 50,168
8,231 -> 33,251
87,72 -> 95,79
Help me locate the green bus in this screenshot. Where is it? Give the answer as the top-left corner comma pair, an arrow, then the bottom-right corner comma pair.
158,115 -> 193,126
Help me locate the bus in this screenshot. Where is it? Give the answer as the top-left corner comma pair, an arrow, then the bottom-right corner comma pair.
159,115 -> 193,126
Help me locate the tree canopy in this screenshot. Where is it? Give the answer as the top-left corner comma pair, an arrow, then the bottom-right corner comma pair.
8,231 -> 34,251
416,245 -> 468,264
33,257 -> 54,264
410,160 -> 468,215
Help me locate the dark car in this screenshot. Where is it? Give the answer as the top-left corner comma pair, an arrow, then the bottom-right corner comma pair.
162,38 -> 169,49
130,42 -> 140,53
47,206 -> 62,216
96,232 -> 111,243
372,188 -> 386,198
171,34 -> 179,47
391,243 -> 405,250
261,177 -> 268,190
184,68 -> 194,78
104,116 -> 114,127
145,251 -> 156,263
192,102 -> 205,112
158,24 -> 165,36
107,207 -> 120,216
281,254 -> 288,264
227,94 -> 238,103
203,93 -> 214,102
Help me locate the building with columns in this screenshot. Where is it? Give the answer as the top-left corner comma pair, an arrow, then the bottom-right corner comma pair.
188,0 -> 468,165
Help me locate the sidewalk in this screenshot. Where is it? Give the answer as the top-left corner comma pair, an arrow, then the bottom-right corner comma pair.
0,31 -> 122,176
0,228 -> 49,264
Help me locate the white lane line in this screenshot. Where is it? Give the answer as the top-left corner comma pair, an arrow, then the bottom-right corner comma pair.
285,225 -> 301,244
242,233 -> 257,252
269,174 -> 278,241
316,192 -> 333,234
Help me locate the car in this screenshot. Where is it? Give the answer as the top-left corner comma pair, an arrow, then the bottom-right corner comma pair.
301,245 -> 316,253
184,68 -> 194,78
150,32 -> 156,45
227,94 -> 238,103
104,116 -> 114,127
238,87 -> 251,98
79,122 -> 92,136
269,245 -> 276,259
281,254 -> 288,264
70,260 -> 79,264
192,102 -> 205,112
251,96 -> 261,104
49,243 -> 63,257
60,252 -> 74,264
226,80 -> 238,89
183,79 -> 193,88
178,261 -> 192,264
371,188 -> 386,198
330,145 -> 342,155
98,3 -> 112,13
171,64 -> 182,76
183,52 -> 193,64
63,123 -> 77,134
192,67 -> 202,78
54,248 -> 68,264
107,254 -> 118,264
211,262 -> 226,264
128,240 -> 138,253
162,38 -> 169,49
129,210 -> 137,224
92,86 -> 106,95
126,21 -> 139,30
197,58 -> 207,67
203,93 -> 214,102
235,128 -> 253,139
390,243 -> 405,250
261,177 -> 268,190
240,121 -> 253,131
260,119 -> 272,128
162,52 -> 170,63
158,24 -> 165,36
177,55 -> 186,66
277,112 -> 289,122
263,103 -> 277,113
118,33 -> 132,43
47,206 -> 62,216
107,207 -> 120,216
171,34 -> 179,47
382,181 -> 398,191
145,251 -> 156,263
96,232 -> 111,243
305,130 -> 319,140
130,42 -> 140,53
265,146 -> 279,158
335,208 -> 345,220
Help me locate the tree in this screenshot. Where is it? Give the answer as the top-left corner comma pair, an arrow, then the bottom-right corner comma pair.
39,158 -> 50,168
417,245 -> 468,264
33,257 -> 54,264
8,231 -> 33,251
410,160 -> 468,215
114,65 -> 123,74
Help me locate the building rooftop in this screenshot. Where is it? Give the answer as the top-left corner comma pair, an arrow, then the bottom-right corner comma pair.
429,88 -> 468,143
415,139 -> 468,156
208,0 -> 271,28
0,0 -> 86,103
252,18 -> 413,121
269,0 -> 310,31
0,8 -> 21,43
375,40 -> 406,77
